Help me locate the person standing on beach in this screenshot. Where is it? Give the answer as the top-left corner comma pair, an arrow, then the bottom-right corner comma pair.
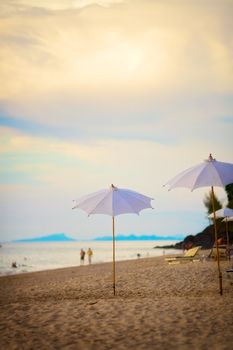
80,249 -> 85,265
87,248 -> 93,264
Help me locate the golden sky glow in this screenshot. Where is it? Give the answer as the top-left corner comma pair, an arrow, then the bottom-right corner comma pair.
1,0 -> 232,101
0,0 -> 233,240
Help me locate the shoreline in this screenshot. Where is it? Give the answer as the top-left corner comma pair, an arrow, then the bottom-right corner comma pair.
1,255 -> 233,349
0,254 -> 173,279
0,245 -> 181,278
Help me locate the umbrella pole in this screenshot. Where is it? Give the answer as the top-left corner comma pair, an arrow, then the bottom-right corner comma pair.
112,216 -> 116,296
211,186 -> 223,295
226,218 -> 230,261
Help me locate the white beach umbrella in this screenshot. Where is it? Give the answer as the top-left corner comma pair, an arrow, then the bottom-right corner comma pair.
209,208 -> 233,260
165,154 -> 233,295
208,207 -> 233,219
222,216 -> 233,222
73,184 -> 153,295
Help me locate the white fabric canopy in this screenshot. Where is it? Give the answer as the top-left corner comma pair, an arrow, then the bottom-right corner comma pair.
208,208 -> 233,219
165,155 -> 233,191
222,216 -> 233,222
73,185 -> 153,217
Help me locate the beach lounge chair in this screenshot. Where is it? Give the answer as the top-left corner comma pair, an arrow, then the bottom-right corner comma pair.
210,245 -> 227,261
165,246 -> 202,264
226,269 -> 233,286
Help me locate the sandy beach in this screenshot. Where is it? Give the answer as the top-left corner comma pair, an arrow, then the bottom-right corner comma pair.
0,255 -> 233,350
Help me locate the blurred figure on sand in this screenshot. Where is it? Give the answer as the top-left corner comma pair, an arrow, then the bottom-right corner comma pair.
87,248 -> 93,264
80,249 -> 85,265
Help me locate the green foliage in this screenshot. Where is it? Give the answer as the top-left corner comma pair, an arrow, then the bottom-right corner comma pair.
203,190 -> 222,216
203,184 -> 233,218
225,183 -> 233,209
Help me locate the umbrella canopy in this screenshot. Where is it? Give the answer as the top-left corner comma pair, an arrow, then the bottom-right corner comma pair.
73,184 -> 153,295
165,155 -> 233,191
209,208 -> 233,260
208,208 -> 233,219
222,216 -> 233,222
72,185 -> 153,217
165,154 -> 233,295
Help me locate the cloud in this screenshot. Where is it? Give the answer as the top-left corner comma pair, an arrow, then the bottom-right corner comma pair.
0,0 -> 232,148
0,0 -> 123,14
0,0 -> 232,102
0,125 -> 230,198
0,0 -> 232,240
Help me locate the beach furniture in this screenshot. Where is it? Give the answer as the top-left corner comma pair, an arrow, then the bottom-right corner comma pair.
165,246 -> 202,264
210,245 -> 228,261
209,208 -> 233,261
164,154 -> 233,295
226,269 -> 233,286
226,244 -> 233,260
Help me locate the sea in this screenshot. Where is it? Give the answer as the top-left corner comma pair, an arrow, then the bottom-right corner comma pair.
0,240 -> 180,276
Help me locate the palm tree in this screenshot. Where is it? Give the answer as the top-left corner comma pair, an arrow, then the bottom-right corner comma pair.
225,183 -> 233,209
203,190 -> 222,217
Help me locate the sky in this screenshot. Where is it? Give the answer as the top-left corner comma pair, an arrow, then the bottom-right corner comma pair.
0,0 -> 233,241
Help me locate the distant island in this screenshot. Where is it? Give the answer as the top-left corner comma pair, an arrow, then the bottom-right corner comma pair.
13,233 -> 76,243
11,223 -> 233,249
94,234 -> 183,241
13,224 -> 233,248
12,233 -> 183,243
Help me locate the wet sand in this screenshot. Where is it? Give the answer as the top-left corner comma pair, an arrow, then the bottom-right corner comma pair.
0,255 -> 233,350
